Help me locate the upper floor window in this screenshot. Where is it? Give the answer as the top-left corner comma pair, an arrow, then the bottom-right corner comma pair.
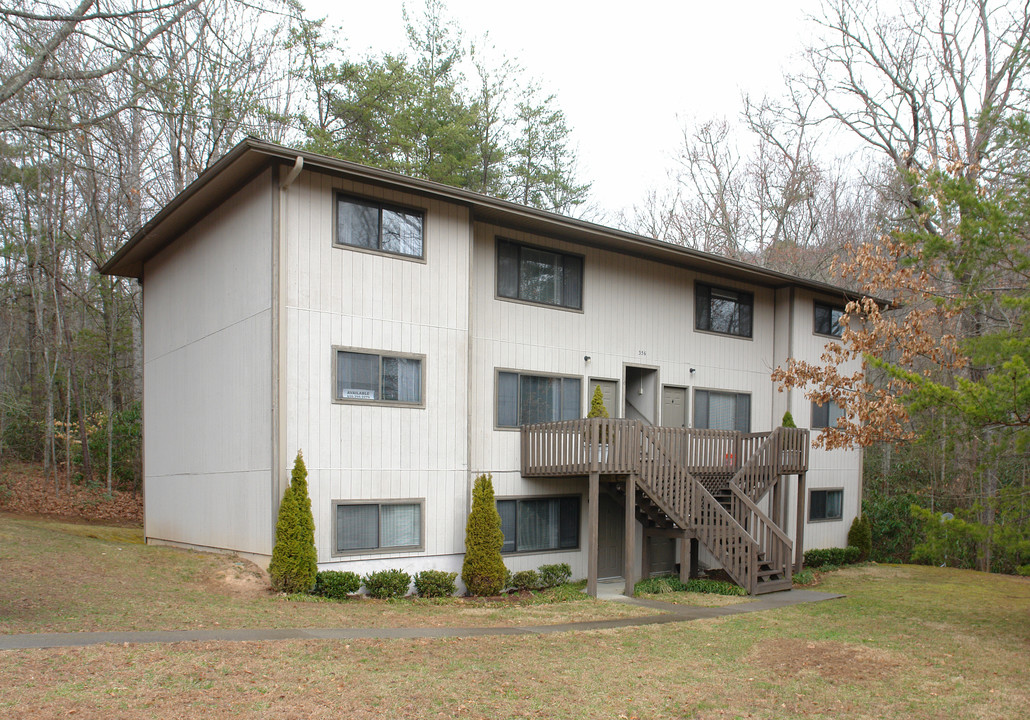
335,193 -> 424,258
695,283 -> 753,338
335,349 -> 423,406
694,389 -> 750,433
811,399 -> 845,429
814,301 -> 845,338
497,371 -> 581,427
496,239 -> 583,310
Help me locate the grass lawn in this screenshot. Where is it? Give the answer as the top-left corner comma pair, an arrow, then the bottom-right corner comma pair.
2,515 -> 1028,719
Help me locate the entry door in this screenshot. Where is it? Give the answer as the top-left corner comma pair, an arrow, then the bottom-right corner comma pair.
661,386 -> 687,428
598,493 -> 625,579
588,379 -> 618,418
646,535 -> 677,576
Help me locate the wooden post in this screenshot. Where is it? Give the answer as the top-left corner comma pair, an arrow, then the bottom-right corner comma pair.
794,472 -> 806,571
588,470 -> 599,598
624,475 -> 637,597
771,477 -> 782,527
679,534 -> 690,583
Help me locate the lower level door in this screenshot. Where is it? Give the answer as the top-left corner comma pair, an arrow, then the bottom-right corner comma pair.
598,493 -> 625,579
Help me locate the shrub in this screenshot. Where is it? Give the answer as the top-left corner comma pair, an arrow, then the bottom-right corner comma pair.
510,569 -> 540,591
413,570 -> 457,598
804,546 -> 861,568
1016,565 -> 1030,577
538,563 -> 572,588
792,568 -> 816,586
781,411 -> 797,428
313,570 -> 361,599
633,575 -> 747,597
362,569 -> 412,599
848,514 -> 873,560
862,489 -> 924,563
461,474 -> 507,596
910,506 -> 985,569
588,385 -> 609,419
269,451 -> 317,594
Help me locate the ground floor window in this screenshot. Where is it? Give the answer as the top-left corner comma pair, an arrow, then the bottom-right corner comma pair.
334,500 -> 423,553
693,389 -> 750,432
809,489 -> 843,522
496,496 -> 580,553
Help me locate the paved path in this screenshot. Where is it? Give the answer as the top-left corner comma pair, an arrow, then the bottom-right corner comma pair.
0,588 -> 842,651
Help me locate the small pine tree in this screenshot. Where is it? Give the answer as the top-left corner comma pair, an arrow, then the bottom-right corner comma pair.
588,385 -> 610,419
461,474 -> 507,596
848,514 -> 873,561
781,411 -> 797,428
268,451 -> 318,594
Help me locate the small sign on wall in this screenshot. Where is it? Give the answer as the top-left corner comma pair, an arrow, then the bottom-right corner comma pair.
342,389 -> 375,400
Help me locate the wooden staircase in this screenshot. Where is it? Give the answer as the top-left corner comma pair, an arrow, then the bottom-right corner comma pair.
521,419 -> 809,595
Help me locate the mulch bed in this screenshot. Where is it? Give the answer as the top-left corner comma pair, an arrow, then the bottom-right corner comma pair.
0,461 -> 143,526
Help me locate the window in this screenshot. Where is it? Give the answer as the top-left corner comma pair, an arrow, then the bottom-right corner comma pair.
335,349 -> 423,405
334,501 -> 423,553
695,283 -> 753,338
809,489 -> 844,522
694,390 -> 750,432
496,239 -> 583,309
497,496 -> 580,553
335,193 -> 424,258
497,371 -> 581,427
811,400 -> 846,429
814,301 -> 845,337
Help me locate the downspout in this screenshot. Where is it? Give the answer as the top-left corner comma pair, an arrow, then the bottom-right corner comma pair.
271,156 -> 303,553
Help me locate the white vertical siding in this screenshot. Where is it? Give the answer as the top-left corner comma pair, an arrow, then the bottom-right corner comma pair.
283,170 -> 471,568
143,169 -> 274,556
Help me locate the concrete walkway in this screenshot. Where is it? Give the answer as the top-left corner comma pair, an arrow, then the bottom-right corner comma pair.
0,587 -> 842,651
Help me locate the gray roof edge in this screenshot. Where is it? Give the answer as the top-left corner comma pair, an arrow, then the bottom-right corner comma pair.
100,137 -> 874,302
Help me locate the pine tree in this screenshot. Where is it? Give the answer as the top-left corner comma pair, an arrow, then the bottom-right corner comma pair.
268,451 -> 317,594
461,474 -> 506,596
588,385 -> 609,419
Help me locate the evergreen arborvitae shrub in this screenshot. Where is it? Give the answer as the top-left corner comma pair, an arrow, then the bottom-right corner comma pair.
588,385 -> 610,419
461,474 -> 507,596
781,411 -> 797,428
268,451 -> 317,594
848,514 -> 873,560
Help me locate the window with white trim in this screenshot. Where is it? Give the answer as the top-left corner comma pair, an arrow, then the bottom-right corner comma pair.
811,400 -> 845,429
335,350 -> 422,405
496,239 -> 583,309
496,371 -> 581,427
335,193 -> 424,258
693,390 -> 750,432
809,489 -> 843,522
334,501 -> 423,553
695,283 -> 753,338
497,496 -> 580,553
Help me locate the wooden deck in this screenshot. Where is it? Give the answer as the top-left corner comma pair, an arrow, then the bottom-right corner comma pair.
520,419 -> 810,596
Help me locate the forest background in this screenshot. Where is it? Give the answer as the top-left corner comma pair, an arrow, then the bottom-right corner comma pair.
1,0 -> 1027,573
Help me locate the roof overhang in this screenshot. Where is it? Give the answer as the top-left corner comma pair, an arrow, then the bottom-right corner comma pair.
100,137 -> 874,303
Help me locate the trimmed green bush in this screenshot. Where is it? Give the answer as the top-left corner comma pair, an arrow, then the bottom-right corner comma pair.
781,411 -> 797,428
538,563 -> 572,588
633,575 -> 747,597
511,569 -> 540,591
804,546 -> 861,568
848,514 -> 873,560
269,451 -> 317,594
461,474 -> 507,596
588,385 -> 610,419
313,570 -> 361,599
362,569 -> 411,599
792,568 -> 816,585
413,570 -> 457,598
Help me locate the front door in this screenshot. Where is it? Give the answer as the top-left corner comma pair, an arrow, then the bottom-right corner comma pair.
661,386 -> 687,428
646,535 -> 677,576
589,379 -> 618,418
598,492 -> 624,579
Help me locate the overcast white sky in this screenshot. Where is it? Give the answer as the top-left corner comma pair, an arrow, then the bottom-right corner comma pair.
305,0 -> 827,215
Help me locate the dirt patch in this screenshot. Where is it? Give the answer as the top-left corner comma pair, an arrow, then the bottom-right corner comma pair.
747,638 -> 901,684
0,461 -> 142,525
213,557 -> 272,599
